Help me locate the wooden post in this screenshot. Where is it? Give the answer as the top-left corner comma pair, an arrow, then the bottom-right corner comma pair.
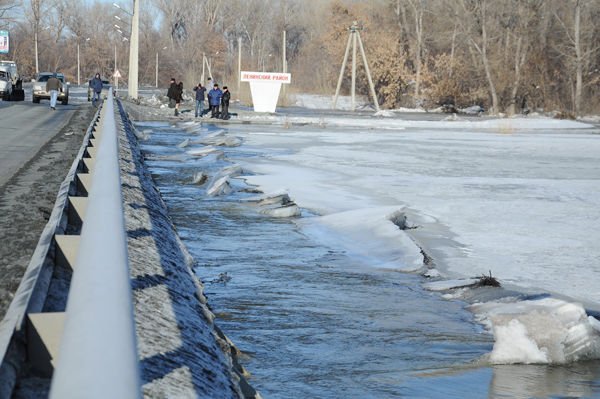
357,31 -> 380,112
351,29 -> 357,111
332,33 -> 353,110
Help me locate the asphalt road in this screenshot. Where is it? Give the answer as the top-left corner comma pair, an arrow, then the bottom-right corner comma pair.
0,100 -> 78,188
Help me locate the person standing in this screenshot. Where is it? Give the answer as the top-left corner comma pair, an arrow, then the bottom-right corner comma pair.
46,73 -> 62,110
207,83 -> 223,118
193,82 -> 206,117
205,77 -> 213,114
172,82 -> 183,116
167,78 -> 176,109
221,86 -> 230,120
90,72 -> 102,106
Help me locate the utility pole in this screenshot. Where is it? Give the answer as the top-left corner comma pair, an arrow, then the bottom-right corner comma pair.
128,0 -> 139,100
332,21 -> 380,112
115,45 -> 118,92
155,53 -> 158,87
34,30 -> 39,74
201,52 -> 205,85
238,37 -> 242,92
77,44 -> 80,85
202,53 -> 212,83
282,31 -> 287,95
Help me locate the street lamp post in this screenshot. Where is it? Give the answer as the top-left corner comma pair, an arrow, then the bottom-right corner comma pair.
77,38 -> 90,86
156,47 -> 167,87
115,2 -> 138,99
128,0 -> 139,100
35,26 -> 50,75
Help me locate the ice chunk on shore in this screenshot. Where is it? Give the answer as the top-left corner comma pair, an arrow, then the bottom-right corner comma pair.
177,138 -> 190,148
195,137 -> 243,147
442,113 -> 465,122
422,279 -> 479,292
240,189 -> 301,218
260,204 -> 301,218
134,129 -> 150,140
206,176 -> 233,197
192,173 -> 207,185
219,164 -> 243,178
563,316 -> 600,362
374,110 -> 396,118
489,316 -> 553,364
203,129 -> 226,138
186,146 -> 223,158
469,298 -> 600,364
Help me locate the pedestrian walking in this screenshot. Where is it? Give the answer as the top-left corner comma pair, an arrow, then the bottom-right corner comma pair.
193,82 -> 206,117
46,73 -> 62,110
221,86 -> 230,120
172,82 -> 183,116
90,72 -> 102,106
167,78 -> 176,108
208,83 -> 223,118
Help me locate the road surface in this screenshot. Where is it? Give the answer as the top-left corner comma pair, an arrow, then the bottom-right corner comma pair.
0,100 -> 79,187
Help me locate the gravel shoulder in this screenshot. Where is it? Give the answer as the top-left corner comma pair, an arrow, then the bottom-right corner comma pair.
0,104 -> 97,321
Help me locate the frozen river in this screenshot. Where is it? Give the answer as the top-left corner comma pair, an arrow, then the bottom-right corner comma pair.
135,111 -> 600,398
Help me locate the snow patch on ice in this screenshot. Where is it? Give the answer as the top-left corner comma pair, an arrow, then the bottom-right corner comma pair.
374,110 -> 396,117
296,206 -> 425,271
423,279 -> 479,292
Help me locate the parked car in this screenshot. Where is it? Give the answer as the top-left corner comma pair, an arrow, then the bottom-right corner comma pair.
0,70 -> 12,100
88,78 -> 114,101
0,61 -> 24,101
32,73 -> 70,105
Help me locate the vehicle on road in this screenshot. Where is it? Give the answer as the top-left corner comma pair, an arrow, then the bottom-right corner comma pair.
0,61 -> 24,101
0,70 -> 12,100
88,78 -> 114,101
33,73 -> 70,105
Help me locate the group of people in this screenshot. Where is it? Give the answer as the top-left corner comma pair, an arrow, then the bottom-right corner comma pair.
167,77 -> 230,120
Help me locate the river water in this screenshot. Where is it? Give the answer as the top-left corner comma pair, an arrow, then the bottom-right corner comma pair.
136,120 -> 600,399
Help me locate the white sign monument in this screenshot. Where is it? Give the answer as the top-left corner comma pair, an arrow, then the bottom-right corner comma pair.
241,71 -> 291,113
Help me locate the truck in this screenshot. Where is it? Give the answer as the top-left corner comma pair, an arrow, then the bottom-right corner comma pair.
0,61 -> 24,101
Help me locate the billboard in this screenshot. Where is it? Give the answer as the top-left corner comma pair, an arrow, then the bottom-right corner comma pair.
0,31 -> 8,54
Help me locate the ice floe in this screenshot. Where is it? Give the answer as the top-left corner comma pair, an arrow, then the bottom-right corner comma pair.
240,189 -> 301,218
186,146 -> 224,158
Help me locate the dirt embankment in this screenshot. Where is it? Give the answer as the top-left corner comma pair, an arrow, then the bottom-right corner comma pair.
0,104 -> 97,321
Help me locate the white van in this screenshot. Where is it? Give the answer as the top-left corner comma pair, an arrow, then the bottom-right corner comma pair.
0,61 -> 24,101
0,69 -> 12,100
0,61 -> 19,86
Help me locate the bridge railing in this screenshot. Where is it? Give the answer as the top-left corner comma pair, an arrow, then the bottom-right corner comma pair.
49,91 -> 141,399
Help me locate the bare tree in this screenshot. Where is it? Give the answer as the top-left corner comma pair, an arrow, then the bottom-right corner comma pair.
553,0 -> 599,115
451,0 -> 501,115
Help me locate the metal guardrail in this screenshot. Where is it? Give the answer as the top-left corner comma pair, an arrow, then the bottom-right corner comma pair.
49,91 -> 141,398
0,104 -> 101,399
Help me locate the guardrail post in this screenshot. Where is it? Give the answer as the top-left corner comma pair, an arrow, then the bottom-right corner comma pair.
49,92 -> 141,399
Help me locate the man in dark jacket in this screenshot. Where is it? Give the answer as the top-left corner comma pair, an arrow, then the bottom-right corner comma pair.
90,72 -> 102,106
207,83 -> 223,118
167,78 -> 176,108
46,72 -> 62,110
220,86 -> 231,120
172,82 -> 183,116
193,83 -> 206,117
